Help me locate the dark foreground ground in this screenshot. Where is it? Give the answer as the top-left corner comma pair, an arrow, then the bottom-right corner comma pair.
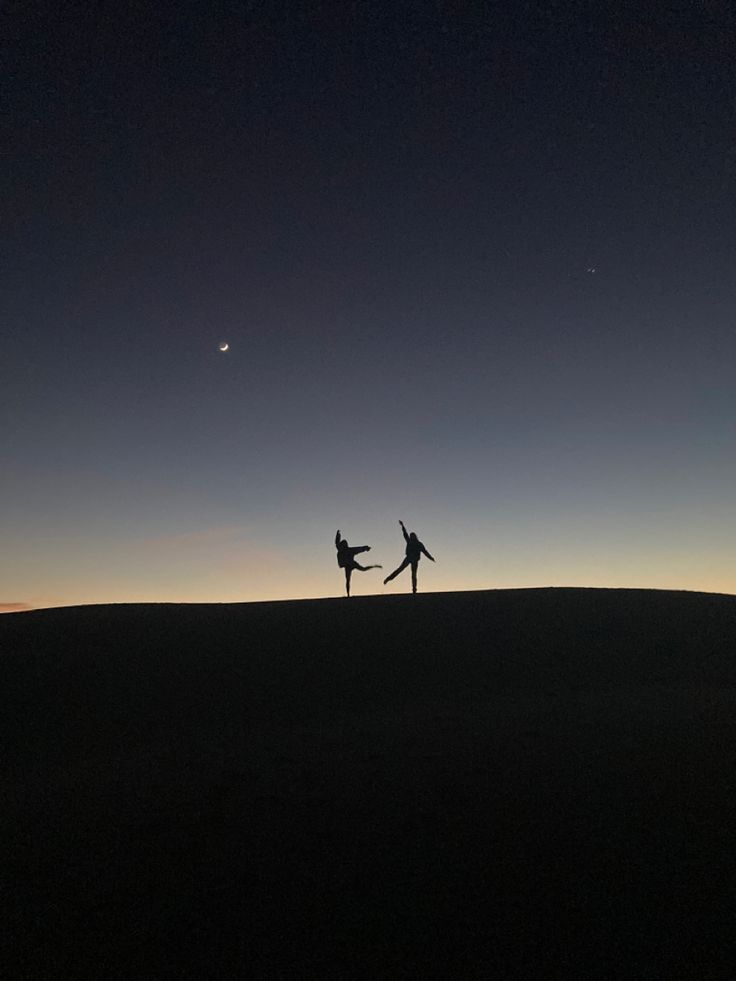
2,588 -> 736,979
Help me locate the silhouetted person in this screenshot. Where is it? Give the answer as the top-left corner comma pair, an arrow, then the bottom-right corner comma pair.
383,520 -> 435,594
335,529 -> 382,597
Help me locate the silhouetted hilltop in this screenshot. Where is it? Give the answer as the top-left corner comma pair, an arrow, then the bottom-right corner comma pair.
3,588 -> 735,980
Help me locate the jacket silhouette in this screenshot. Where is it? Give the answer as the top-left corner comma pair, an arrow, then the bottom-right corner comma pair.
383,520 -> 435,594
335,529 -> 381,597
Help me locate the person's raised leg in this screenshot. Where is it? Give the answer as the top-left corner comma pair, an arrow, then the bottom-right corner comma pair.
383,557 -> 410,584
354,562 -> 382,572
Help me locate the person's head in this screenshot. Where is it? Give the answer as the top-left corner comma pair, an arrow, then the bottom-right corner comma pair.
409,532 -> 417,541
338,539 -> 348,551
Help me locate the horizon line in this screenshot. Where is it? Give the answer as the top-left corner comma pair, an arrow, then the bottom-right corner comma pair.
5,583 -> 736,615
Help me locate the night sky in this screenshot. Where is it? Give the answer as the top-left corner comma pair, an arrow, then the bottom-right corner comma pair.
5,2 -> 736,609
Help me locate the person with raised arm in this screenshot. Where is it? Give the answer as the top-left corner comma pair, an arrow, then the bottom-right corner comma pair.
335,529 -> 382,597
383,520 -> 435,594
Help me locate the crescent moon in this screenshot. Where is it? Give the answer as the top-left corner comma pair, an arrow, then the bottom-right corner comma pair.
218,342 -> 229,352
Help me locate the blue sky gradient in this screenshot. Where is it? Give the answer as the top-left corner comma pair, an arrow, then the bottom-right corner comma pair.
5,3 -> 736,608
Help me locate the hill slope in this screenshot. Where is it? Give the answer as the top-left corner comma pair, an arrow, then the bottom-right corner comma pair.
3,588 -> 736,979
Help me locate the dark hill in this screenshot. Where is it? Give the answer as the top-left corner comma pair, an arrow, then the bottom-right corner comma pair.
3,588 -> 736,979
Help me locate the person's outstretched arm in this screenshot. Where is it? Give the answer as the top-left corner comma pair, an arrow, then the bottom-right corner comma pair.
399,520 -> 409,542
350,545 -> 371,556
335,529 -> 342,548
420,544 -> 435,562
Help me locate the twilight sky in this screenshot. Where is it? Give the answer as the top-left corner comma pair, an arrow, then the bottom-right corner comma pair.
4,2 -> 736,609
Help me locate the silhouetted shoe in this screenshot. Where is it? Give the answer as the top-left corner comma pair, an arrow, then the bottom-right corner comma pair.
383,576 -> 389,585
